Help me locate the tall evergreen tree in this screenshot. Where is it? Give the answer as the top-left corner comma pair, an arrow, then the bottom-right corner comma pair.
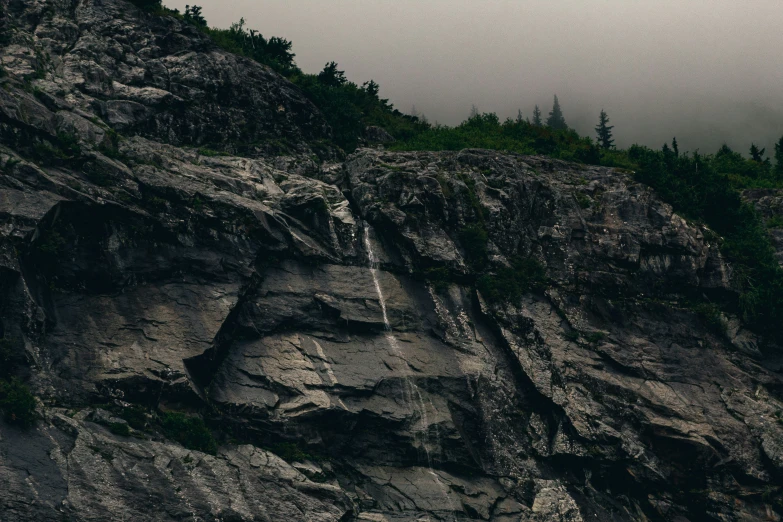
775,135 -> 783,178
317,62 -> 347,87
594,109 -> 614,150
545,95 -> 567,130
532,105 -> 542,126
672,137 -> 679,157
516,109 -> 524,124
750,143 -> 767,163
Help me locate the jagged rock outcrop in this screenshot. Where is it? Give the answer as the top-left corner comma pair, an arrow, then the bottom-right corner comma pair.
1,1 -> 782,521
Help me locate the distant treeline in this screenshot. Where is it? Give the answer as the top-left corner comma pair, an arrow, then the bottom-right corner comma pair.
138,0 -> 783,348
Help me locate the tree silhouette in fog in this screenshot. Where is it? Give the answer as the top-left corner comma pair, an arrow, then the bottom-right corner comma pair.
595,109 -> 615,150
546,95 -> 567,130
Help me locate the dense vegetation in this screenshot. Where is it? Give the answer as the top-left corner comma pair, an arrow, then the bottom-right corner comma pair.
130,0 -> 428,153
161,412 -> 218,455
0,338 -> 36,427
134,0 -> 783,345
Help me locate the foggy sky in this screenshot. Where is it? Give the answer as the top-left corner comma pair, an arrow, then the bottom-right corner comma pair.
164,0 -> 783,155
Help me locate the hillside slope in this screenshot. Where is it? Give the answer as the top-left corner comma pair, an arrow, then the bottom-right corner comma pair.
1,1 -> 782,520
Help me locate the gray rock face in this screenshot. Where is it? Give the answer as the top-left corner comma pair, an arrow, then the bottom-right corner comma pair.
1,1 -> 783,521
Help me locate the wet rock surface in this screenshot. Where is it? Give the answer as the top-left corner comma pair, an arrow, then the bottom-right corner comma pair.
1,1 -> 783,521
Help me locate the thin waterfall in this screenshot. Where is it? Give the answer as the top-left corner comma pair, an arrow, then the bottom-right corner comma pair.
363,224 -> 457,520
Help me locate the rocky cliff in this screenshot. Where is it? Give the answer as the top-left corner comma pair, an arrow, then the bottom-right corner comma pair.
1,1 -> 782,521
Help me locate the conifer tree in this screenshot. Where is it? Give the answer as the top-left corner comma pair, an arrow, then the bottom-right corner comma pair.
516,109 -> 524,124
532,105 -> 542,126
672,137 -> 679,157
775,135 -> 783,179
545,96 -> 567,130
594,109 -> 614,150
750,143 -> 767,163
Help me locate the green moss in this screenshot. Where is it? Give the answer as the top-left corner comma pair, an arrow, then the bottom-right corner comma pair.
161,412 -> 217,455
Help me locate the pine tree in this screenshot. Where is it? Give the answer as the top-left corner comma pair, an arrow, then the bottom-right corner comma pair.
594,109 -> 614,150
532,105 -> 542,126
775,135 -> 783,179
317,62 -> 347,87
545,96 -> 567,130
672,137 -> 679,157
750,143 -> 766,163
516,109 -> 524,124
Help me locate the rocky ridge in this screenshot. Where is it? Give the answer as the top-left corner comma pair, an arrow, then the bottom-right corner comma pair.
1,1 -> 783,521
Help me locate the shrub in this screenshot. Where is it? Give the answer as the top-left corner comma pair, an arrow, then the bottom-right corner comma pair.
270,442 -> 326,463
575,192 -> 591,209
129,0 -> 162,11
693,303 -> 725,334
459,225 -> 489,269
477,257 -> 546,304
0,339 -> 16,379
585,332 -> 606,344
109,422 -> 131,436
161,412 -> 217,455
0,378 -> 37,427
766,215 -> 783,229
118,405 -> 150,431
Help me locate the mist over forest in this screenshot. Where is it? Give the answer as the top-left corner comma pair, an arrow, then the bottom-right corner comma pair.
162,0 -> 783,156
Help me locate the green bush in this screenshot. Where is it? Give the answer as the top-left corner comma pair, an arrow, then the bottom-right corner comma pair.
459,224 -> 489,269
118,405 -> 150,431
391,113 -> 599,164
0,339 -> 16,379
477,257 -> 546,304
161,412 -> 217,455
766,215 -> 783,229
584,332 -> 607,344
109,422 -> 131,436
0,378 -> 37,427
693,303 -> 725,334
630,145 -> 783,338
270,442 -> 327,463
129,0 -> 162,11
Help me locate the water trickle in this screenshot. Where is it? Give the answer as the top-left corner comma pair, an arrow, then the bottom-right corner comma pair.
363,224 -> 458,520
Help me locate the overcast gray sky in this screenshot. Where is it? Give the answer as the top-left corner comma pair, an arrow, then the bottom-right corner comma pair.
164,0 -> 783,155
